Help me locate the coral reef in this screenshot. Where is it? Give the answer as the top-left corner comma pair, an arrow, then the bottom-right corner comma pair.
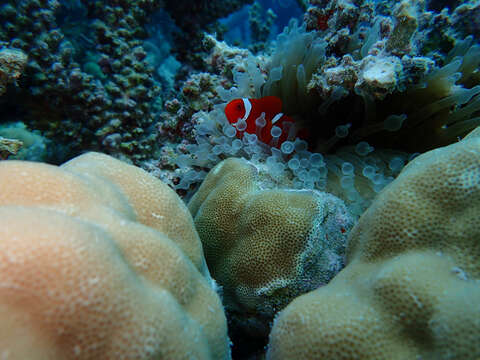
152,33 -> 412,217
123,5 -> 480,354
267,127 -> 480,359
0,152 -> 230,359
0,0 -> 165,163
248,1 -> 278,52
0,47 -> 27,96
299,0 -> 480,153
0,122 -> 48,161
189,157 -> 353,354
0,0 -> 264,164
450,0 -> 480,41
151,0 -> 480,213
1,0 -> 480,357
0,135 -> 22,159
164,0 -> 254,69
79,0 -> 166,160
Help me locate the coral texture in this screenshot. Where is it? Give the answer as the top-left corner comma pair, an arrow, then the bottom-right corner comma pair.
0,48 -> 27,96
267,127 -> 480,359
164,0 -> 254,68
0,0 -> 163,163
189,157 -> 353,337
0,152 -> 230,359
154,33 -> 411,217
81,0 -> 164,159
248,1 -> 277,52
0,0 -> 479,358
0,136 -> 22,159
301,0 -> 480,153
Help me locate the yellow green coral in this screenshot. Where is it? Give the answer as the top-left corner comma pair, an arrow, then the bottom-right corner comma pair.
267,128 -> 480,359
189,157 -> 353,337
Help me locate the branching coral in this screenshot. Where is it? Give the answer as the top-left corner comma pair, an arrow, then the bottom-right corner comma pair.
0,0 -> 266,164
248,1 -> 278,52
267,127 -> 480,359
0,0 -> 114,161
81,0 -> 164,159
0,0 -> 164,163
163,0 -> 254,68
0,152 -> 231,359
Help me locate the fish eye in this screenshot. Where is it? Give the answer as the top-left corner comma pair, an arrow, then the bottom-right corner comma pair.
236,104 -> 242,110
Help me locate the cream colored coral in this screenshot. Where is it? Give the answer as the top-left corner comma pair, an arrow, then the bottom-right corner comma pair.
0,152 -> 230,359
267,129 -> 480,359
62,152 -> 207,274
189,157 -> 353,336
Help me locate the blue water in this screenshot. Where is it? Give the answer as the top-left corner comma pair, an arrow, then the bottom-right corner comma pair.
220,0 -> 303,48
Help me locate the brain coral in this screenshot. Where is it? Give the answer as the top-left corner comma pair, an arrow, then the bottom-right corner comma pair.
267,127 -> 480,359
0,152 -> 230,359
188,157 -> 353,339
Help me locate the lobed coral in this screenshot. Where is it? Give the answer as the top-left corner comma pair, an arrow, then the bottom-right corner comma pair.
267,127 -> 480,359
160,4 -> 480,352
0,0 -> 479,358
188,157 -> 353,351
0,152 -> 230,359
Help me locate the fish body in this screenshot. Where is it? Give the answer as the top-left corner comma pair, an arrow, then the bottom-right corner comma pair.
224,96 -> 298,147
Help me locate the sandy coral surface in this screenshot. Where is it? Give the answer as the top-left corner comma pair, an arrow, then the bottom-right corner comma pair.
267,127 -> 480,359
0,152 -> 230,359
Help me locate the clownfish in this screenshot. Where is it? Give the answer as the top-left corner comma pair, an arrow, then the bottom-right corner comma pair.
224,96 -> 303,148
